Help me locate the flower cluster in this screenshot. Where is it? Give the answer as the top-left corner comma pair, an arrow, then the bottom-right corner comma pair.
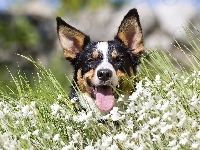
0,70 -> 200,149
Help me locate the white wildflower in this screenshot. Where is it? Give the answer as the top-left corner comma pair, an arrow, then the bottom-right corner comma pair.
171,144 -> 180,150
155,74 -> 161,84
195,130 -> 200,139
73,111 -> 93,122
60,140 -> 65,146
127,120 -> 134,129
144,77 -> 151,87
164,81 -> 174,91
107,143 -> 119,150
62,142 -> 74,150
114,133 -> 127,142
110,107 -> 122,121
190,94 -> 199,106
160,101 -> 169,111
132,132 -> 139,138
50,103 -> 61,115
128,92 -> 138,101
72,132 -> 80,143
43,133 -> 51,139
32,129 -> 39,136
152,134 -> 161,142
84,145 -> 95,150
101,114 -> 110,120
30,101 -> 36,107
138,145 -> 146,150
162,111 -> 170,120
21,132 -> 31,140
148,117 -> 160,125
135,80 -> 143,94
137,113 -> 145,121
21,105 -> 30,117
180,131 -> 190,138
101,135 -> 113,148
191,142 -> 199,149
168,140 -> 177,147
140,124 -> 149,134
160,124 -> 172,134
53,134 -> 60,141
176,116 -> 186,127
179,138 -> 188,145
118,95 -> 124,101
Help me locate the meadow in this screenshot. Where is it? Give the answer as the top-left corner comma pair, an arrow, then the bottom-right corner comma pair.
0,26 -> 200,150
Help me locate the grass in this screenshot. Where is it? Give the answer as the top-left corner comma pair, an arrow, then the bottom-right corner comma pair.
0,26 -> 200,149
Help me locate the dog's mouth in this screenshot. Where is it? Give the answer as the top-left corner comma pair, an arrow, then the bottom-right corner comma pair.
89,82 -> 115,112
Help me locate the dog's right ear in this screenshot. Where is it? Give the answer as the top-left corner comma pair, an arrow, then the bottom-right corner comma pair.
115,8 -> 144,56
56,17 -> 90,60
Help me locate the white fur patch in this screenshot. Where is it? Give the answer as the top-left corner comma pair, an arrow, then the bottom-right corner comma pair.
93,42 -> 118,86
96,42 -> 108,61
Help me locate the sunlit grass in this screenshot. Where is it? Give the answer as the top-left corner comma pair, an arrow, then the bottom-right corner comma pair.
0,26 -> 200,149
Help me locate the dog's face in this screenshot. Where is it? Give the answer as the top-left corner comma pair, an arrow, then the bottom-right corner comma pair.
56,8 -> 144,112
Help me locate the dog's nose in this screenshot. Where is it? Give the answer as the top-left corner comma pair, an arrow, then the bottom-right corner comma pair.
97,69 -> 112,81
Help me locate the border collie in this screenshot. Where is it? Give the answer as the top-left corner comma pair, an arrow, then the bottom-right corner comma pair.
56,8 -> 144,114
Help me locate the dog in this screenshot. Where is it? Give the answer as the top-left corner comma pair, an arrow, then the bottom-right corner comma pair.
56,8 -> 144,115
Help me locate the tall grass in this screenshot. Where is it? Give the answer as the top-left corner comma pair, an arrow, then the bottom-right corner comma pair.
0,26 -> 200,149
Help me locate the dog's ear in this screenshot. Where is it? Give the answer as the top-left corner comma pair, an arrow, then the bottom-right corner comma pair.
115,8 -> 144,55
56,17 -> 90,60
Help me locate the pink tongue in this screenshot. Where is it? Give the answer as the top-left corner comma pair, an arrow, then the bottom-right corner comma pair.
95,86 -> 115,111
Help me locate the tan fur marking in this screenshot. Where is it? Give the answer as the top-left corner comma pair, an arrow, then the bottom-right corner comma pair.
63,49 -> 76,59
60,26 -> 85,48
77,69 -> 95,95
117,16 -> 144,55
92,50 -> 99,59
58,25 -> 86,59
116,70 -> 126,78
111,50 -> 118,58
129,67 -> 135,76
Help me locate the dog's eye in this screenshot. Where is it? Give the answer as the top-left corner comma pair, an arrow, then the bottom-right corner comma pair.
115,56 -> 123,63
87,58 -> 95,63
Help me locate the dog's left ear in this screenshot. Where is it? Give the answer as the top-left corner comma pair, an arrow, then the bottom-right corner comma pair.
115,8 -> 144,55
56,17 -> 90,60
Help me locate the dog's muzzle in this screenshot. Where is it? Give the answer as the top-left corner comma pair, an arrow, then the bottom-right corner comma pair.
97,69 -> 112,85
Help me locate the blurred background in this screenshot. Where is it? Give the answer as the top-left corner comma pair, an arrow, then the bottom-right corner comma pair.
0,0 -> 200,89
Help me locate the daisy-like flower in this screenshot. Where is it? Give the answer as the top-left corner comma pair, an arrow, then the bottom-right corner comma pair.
84,145 -> 95,150
114,133 -> 127,142
160,124 -> 172,134
53,134 -> 60,141
32,129 -> 39,136
21,105 -> 30,117
62,141 -> 74,150
168,140 -> 177,147
155,74 -> 161,84
191,142 -> 199,149
50,103 -> 61,115
148,117 -> 160,125
110,107 -> 122,121
107,143 -> 119,150
195,130 -> 200,139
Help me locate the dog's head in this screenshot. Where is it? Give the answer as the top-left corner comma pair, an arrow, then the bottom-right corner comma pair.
56,8 -> 144,112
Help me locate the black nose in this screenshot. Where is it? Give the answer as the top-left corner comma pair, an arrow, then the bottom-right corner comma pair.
97,69 -> 112,81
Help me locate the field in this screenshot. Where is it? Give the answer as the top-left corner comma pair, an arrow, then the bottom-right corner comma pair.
0,27 -> 200,150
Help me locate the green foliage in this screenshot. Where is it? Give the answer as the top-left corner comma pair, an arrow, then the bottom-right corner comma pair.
58,0 -> 128,14
0,17 -> 39,48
